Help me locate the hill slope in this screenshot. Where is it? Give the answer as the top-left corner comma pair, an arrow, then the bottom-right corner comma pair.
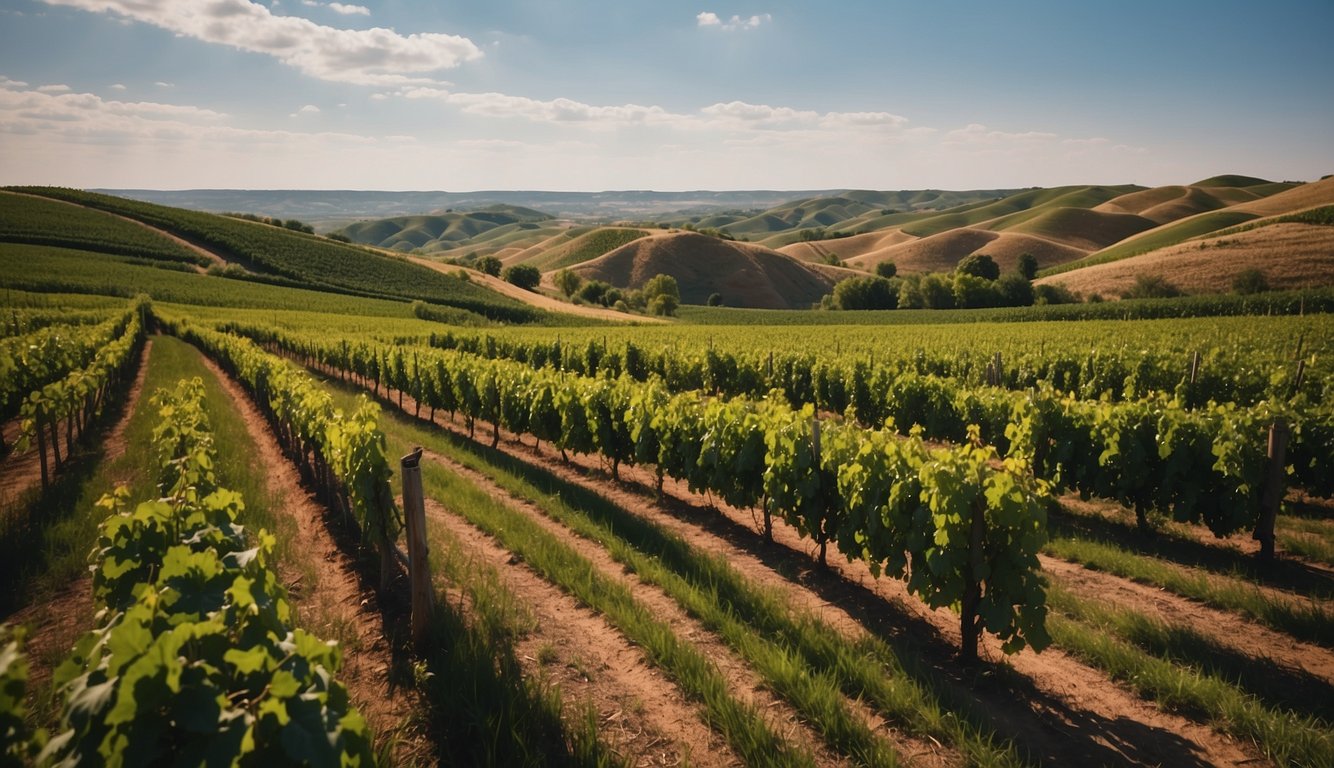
336,205 -> 554,252
572,232 -> 835,309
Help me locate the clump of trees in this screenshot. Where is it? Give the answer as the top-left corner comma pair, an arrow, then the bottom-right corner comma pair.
226,213 -> 315,234
828,252 -> 1085,311
552,267 -> 680,316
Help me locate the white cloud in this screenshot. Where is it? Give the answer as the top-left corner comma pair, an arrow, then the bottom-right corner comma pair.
154,81 -> 174,88
697,11 -> 771,31
327,2 -> 368,15
403,87 -> 686,127
41,0 -> 481,86
37,84 -> 72,93
943,123 -> 1058,145
290,103 -> 320,116
109,83 -> 127,90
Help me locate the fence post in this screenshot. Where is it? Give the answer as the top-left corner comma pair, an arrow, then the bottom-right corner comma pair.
1253,419 -> 1290,565
401,447 -> 433,647
1189,351 -> 1200,384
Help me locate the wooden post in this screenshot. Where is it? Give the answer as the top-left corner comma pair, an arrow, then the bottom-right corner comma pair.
992,351 -> 1002,386
1189,351 -> 1200,385
35,415 -> 48,489
1292,358 -> 1306,398
960,496 -> 987,663
1253,420 -> 1290,564
401,447 -> 433,648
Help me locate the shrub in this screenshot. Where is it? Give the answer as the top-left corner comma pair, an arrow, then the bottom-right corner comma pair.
1016,253 -> 1039,280
1034,283 -> 1079,305
1232,268 -> 1270,295
554,268 -> 582,298
832,276 -> 897,310
475,255 -> 503,277
996,272 -> 1035,307
706,292 -> 723,307
874,261 -> 897,278
952,273 -> 1003,309
502,264 -> 541,291
1121,274 -> 1182,299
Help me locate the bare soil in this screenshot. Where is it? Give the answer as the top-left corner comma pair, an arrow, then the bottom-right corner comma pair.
350,372 -> 1269,767
192,350 -> 430,763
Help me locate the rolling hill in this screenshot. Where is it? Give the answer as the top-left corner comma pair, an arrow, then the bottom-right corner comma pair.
335,205 -> 555,253
570,232 -> 836,309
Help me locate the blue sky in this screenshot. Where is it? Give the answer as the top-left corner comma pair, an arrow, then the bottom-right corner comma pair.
1,0 -> 1331,190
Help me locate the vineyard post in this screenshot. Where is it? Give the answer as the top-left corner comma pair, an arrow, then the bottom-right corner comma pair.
960,495 -> 987,663
1253,419 -> 1290,564
35,412 -> 48,489
993,351 -> 1003,386
1291,358 -> 1306,398
400,447 -> 433,648
1189,351 -> 1200,385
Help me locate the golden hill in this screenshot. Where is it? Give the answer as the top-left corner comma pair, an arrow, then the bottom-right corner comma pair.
571,231 -> 835,309
1037,221 -> 1334,297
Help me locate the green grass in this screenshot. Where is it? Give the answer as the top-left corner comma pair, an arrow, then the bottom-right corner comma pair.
319,376 -> 1040,768
1046,600 -> 1333,767
530,228 -> 648,271
315,384 -> 816,766
0,192 -> 204,266
9,187 -> 540,321
0,244 -> 420,316
1044,535 -> 1332,646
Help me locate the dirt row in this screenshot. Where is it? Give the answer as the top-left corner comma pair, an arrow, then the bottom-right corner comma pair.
350,373 -> 1273,767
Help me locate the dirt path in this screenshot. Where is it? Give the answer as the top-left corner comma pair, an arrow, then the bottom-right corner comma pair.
7,338 -> 153,708
0,338 -> 153,515
407,256 -> 665,324
191,350 -> 428,763
1,190 -> 224,273
418,446 -> 870,768
421,496 -> 739,768
342,372 -> 1268,767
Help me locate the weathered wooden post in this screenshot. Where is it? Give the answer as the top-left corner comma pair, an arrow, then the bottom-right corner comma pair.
1253,420 -> 1290,565
1189,351 -> 1201,385
400,447 -> 433,647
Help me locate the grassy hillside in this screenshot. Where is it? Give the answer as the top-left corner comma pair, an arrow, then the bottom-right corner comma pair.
337,205 -> 554,252
10,187 -> 538,321
0,192 -> 205,267
572,232 -> 834,309
525,227 -> 649,272
901,185 -> 1143,238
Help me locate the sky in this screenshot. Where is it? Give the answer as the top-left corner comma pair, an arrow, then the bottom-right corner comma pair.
0,0 -> 1331,191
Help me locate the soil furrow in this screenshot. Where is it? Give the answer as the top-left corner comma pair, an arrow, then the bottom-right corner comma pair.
417,446 -> 857,768
192,348 -> 427,763
420,495 -> 740,768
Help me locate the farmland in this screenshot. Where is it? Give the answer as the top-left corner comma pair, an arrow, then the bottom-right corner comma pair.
1,190 -> 1331,768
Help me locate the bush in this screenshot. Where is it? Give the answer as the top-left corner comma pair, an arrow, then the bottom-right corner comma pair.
502,264 -> 541,291
576,280 -> 611,306
957,253 -> 1000,281
706,292 -> 723,307
874,261 -> 897,278
1034,283 -> 1079,305
1232,268 -> 1270,295
920,273 -> 955,309
648,293 -> 678,316
996,272 -> 1035,307
952,273 -> 1003,309
554,268 -> 582,298
832,276 -> 898,310
475,255 -> 503,277
641,273 -> 680,308
1121,274 -> 1182,299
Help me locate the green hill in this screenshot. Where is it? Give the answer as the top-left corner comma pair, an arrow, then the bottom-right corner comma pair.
336,205 -> 555,252
11,187 -> 541,322
526,227 -> 649,272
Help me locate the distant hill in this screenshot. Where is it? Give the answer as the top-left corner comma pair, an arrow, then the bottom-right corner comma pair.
524,227 -> 650,272
334,205 -> 554,252
571,231 -> 835,309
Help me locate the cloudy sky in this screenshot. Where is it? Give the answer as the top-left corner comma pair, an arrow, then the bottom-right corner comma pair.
1,0 -> 1331,191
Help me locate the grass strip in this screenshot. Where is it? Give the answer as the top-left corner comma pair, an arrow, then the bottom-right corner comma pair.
1047,601 -> 1334,767
1044,536 -> 1332,647
417,505 -> 621,767
1046,584 -> 1334,724
411,456 -> 815,768
345,382 -> 1025,768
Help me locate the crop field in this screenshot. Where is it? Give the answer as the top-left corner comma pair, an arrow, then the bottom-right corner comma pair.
1,193 -> 1331,768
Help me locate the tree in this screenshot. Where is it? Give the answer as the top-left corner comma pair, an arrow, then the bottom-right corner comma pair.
996,272 -> 1035,306
475,255 -> 503,277
832,276 -> 897,310
577,280 -> 611,306
956,253 -> 1000,281
554,268 -> 582,298
1016,253 -> 1039,280
1121,274 -> 1182,299
952,273 -> 1002,309
648,293 -> 679,316
920,273 -> 955,309
707,292 -> 723,306
874,260 -> 897,278
1232,268 -> 1270,295
641,273 -> 680,305
503,263 -> 541,291
897,275 -> 924,309
1034,283 -> 1078,305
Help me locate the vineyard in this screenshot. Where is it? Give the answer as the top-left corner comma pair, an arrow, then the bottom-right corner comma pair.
1,193 -> 1332,768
